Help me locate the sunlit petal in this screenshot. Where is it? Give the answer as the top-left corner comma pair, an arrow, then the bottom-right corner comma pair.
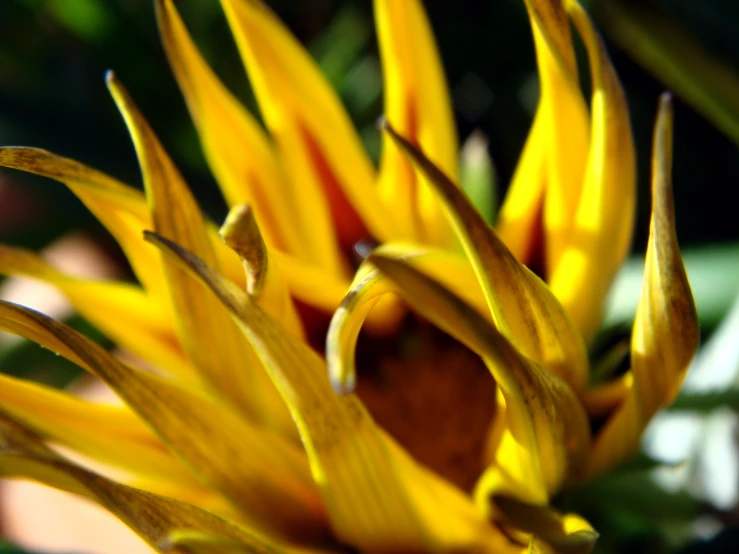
375,0 -> 458,247
107,73 -> 292,432
524,0 -> 590,275
0,412 -> 304,554
383,123 -> 588,390
0,245 -> 189,379
496,107 -> 547,264
547,0 -> 636,342
156,0 -> 304,256
0,373 -> 192,483
220,0 -> 399,265
0,300 -> 326,540
146,232 -> 507,552
584,94 -> 699,479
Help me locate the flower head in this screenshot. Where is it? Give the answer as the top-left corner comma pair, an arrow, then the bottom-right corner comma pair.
0,0 -> 698,552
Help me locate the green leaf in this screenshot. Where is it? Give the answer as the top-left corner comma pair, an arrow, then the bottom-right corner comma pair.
595,0 -> 739,147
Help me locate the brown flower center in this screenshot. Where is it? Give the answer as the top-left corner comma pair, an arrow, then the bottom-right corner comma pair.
354,319 -> 498,492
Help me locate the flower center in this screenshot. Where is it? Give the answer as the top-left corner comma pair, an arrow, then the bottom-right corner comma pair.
354,319 -> 498,492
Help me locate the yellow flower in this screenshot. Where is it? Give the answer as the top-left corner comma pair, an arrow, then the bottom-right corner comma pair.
0,0 -> 699,552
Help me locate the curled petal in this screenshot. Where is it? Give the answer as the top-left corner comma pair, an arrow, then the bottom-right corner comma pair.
383,123 -> 588,391
584,94 -> 699,479
368,253 -> 590,505
327,242 -> 487,393
146,232 -> 507,553
493,496 -> 598,554
220,205 -> 304,339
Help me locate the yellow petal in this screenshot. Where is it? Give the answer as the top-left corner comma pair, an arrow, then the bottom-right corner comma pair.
0,245 -> 190,379
493,496 -> 597,554
219,205 -> 304,339
524,0 -> 590,274
383,123 -> 588,391
584,93 -> 699,479
0,147 -> 167,300
374,0 -> 458,247
272,250 -> 349,313
367,253 -> 590,506
107,73 -> 292,433
327,242 -> 488,393
581,374 -> 632,418
221,0 -> 398,263
156,0 -> 303,256
146,232 -> 507,553
496,106 -> 547,264
0,372 -> 194,484
547,0 -> 637,342
0,300 -> 326,541
162,530 -> 334,554
0,412 -> 302,554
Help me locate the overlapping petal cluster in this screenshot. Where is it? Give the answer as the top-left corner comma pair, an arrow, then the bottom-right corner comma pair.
0,0 -> 698,552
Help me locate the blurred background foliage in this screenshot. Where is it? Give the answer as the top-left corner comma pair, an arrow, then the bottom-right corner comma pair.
1,0 -> 739,553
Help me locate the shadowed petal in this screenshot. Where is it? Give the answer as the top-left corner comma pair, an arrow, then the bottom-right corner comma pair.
0,147 -> 167,300
220,205 -> 304,339
584,94 -> 699,479
367,253 -> 590,506
327,242 -> 487,393
493,496 -> 597,554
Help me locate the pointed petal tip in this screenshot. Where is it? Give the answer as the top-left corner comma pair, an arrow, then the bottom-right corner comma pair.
219,204 -> 258,250
659,90 -> 674,108
328,371 -> 355,396
326,304 -> 358,396
104,69 -> 116,86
